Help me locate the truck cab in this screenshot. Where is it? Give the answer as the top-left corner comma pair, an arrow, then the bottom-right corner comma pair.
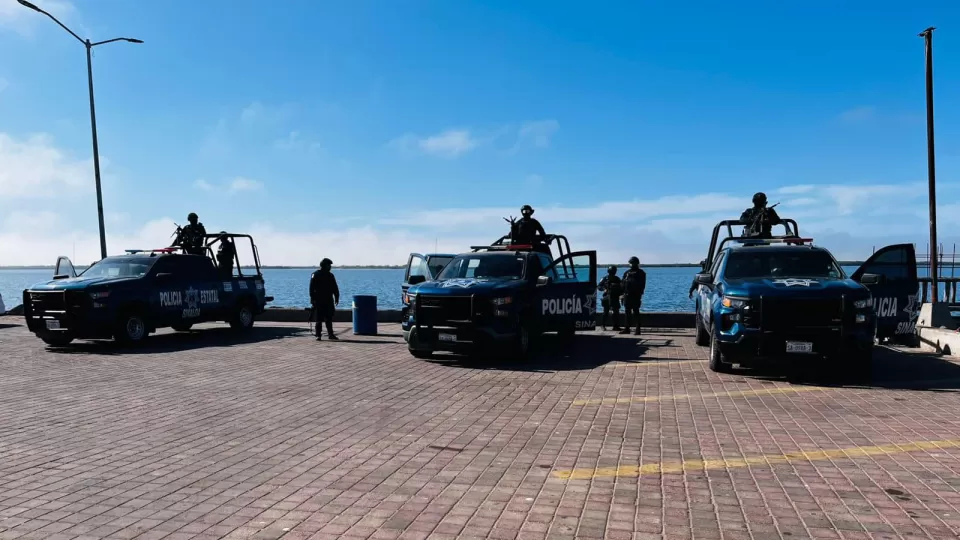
22,234 -> 271,347
401,238 -> 597,359
693,237 -> 918,373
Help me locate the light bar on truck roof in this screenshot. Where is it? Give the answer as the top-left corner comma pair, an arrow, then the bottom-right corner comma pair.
735,237 -> 813,246
505,244 -> 533,250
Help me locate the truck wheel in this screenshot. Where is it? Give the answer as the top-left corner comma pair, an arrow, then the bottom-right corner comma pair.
513,323 -> 533,358
709,331 -> 731,373
230,302 -> 255,331
695,314 -> 709,346
115,311 -> 148,345
171,323 -> 193,332
40,333 -> 73,347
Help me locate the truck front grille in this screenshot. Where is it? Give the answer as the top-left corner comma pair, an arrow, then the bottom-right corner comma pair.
760,297 -> 843,331
416,295 -> 473,324
27,291 -> 67,313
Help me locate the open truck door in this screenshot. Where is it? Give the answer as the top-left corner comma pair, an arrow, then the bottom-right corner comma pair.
54,256 -> 77,280
538,250 -> 598,332
402,253 -> 430,298
850,243 -> 919,342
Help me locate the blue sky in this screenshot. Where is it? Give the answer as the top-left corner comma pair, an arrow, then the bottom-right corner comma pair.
2,0 -> 960,265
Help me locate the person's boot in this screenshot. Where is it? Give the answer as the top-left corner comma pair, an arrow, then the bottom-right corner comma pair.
634,326 -> 641,336
612,313 -> 621,331
619,327 -> 631,335
328,333 -> 339,340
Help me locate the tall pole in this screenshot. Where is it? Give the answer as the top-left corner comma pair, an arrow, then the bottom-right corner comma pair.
86,40 -> 108,260
920,27 -> 939,303
16,0 -> 141,261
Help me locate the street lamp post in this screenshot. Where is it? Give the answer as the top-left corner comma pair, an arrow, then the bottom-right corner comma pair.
919,27 -> 938,303
17,0 -> 142,260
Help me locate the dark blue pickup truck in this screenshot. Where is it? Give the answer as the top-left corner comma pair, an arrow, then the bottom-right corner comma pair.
401,235 -> 597,358
693,226 -> 919,373
22,234 -> 272,346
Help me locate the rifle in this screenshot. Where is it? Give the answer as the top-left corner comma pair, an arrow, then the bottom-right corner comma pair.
747,202 -> 780,237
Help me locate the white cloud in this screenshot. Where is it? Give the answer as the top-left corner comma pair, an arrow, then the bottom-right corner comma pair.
839,106 -> 876,124
518,120 -> 559,148
389,129 -> 478,158
0,132 -> 93,197
0,0 -> 77,36
193,176 -> 263,194
228,177 -> 263,193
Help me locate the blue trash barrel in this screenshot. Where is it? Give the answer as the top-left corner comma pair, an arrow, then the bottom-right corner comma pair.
352,295 -> 378,335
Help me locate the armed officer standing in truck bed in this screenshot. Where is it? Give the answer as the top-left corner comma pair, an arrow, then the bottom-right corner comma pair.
173,212 -> 207,255
508,205 -> 550,255
740,192 -> 781,238
620,256 -> 646,336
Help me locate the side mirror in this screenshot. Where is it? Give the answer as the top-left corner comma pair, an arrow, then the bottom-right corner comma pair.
694,272 -> 713,286
407,275 -> 427,285
859,273 -> 883,285
155,272 -> 174,280
52,274 -> 70,280
536,275 -> 551,287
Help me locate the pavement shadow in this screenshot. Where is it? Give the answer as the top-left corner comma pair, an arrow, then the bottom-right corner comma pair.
427,332 -> 677,372
0,323 -> 18,330
743,346 -> 960,392
46,325 -> 309,355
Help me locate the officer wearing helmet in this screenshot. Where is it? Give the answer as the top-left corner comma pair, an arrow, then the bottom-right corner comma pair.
740,192 -> 781,238
597,265 -> 623,330
508,204 -> 547,252
173,212 -> 207,255
620,256 -> 646,335
309,258 -> 340,341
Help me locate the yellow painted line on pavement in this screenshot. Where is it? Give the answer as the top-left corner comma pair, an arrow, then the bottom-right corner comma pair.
553,439 -> 960,480
571,385 -> 823,406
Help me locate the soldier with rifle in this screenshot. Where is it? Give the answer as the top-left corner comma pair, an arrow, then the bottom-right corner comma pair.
504,204 -> 550,255
597,266 -> 623,331
740,192 -> 781,238
171,212 -> 207,255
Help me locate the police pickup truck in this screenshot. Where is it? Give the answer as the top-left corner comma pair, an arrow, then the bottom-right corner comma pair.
401,238 -> 597,358
22,234 -> 271,347
693,236 -> 919,373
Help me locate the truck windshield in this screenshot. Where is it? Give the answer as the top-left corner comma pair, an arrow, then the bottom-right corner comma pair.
427,256 -> 454,278
437,255 -> 525,280
80,258 -> 155,279
724,250 -> 845,280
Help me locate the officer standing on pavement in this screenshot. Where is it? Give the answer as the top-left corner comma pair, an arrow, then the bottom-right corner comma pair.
309,258 -> 340,341
620,256 -> 646,336
597,266 -> 623,331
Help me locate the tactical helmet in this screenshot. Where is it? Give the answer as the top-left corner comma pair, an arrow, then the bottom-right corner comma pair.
607,265 -> 617,274
628,256 -> 640,265
188,212 -> 198,221
521,204 -> 534,215
752,192 -> 767,205
320,258 -> 333,267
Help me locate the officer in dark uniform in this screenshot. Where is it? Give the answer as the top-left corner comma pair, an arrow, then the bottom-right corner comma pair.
620,256 -> 646,336
597,265 -> 623,331
173,212 -> 207,255
509,205 -> 549,255
739,192 -> 781,238
309,258 -> 340,341
216,232 -> 236,278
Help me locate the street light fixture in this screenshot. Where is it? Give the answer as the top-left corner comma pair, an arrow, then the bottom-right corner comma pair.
17,0 -> 143,260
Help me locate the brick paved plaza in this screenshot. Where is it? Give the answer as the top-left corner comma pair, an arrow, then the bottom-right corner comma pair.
1,319 -> 960,540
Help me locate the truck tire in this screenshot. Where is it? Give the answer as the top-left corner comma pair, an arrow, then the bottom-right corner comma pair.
512,322 -> 533,359
40,333 -> 73,347
230,301 -> 256,331
695,313 -> 709,346
409,350 -> 433,359
709,331 -> 731,373
115,310 -> 148,345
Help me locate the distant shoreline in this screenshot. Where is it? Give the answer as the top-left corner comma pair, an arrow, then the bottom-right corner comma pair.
0,261 -> 866,270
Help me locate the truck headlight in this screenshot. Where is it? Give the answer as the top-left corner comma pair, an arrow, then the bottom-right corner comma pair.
721,296 -> 748,309
89,291 -> 110,300
853,297 -> 871,309
492,297 -> 513,306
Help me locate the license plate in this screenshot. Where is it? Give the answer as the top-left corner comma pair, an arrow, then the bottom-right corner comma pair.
45,320 -> 61,330
785,341 -> 813,353
438,333 -> 456,343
